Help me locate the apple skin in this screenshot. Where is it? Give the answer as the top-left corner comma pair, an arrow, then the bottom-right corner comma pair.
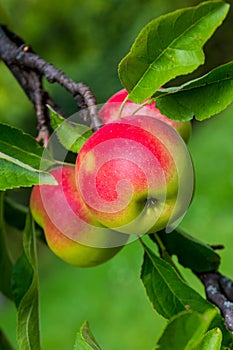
76,115 -> 194,235
30,165 -> 127,267
99,88 -> 192,143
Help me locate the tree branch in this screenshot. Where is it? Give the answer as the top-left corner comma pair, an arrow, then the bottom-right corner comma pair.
0,25 -> 102,144
197,271 -> 233,332
151,231 -> 233,332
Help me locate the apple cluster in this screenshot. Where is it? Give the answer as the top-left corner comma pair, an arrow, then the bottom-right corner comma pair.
30,89 -> 194,267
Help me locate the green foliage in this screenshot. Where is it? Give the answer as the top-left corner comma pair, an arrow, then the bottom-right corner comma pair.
0,192 -> 13,300
0,124 -> 56,190
11,213 -> 41,350
153,61 -> 233,121
195,328 -> 222,350
3,197 -> 27,231
1,1 -> 233,349
11,253 -> 33,309
118,1 -> 229,103
0,329 -> 15,350
49,107 -> 93,153
140,242 -> 215,319
155,309 -> 218,350
74,321 -> 102,350
1,0 -> 180,129
155,229 -> 220,273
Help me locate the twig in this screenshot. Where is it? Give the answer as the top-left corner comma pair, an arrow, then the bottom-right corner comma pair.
151,231 -> 233,332
0,25 -> 102,144
211,244 -> 225,250
219,275 -> 233,302
197,271 -> 233,332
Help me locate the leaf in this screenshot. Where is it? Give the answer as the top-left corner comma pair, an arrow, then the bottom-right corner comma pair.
0,192 -> 13,300
118,1 -> 229,103
195,328 -> 222,350
0,123 -> 49,168
0,123 -> 57,190
154,61 -> 233,121
140,243 -> 215,319
155,229 -> 220,273
74,321 -> 102,350
4,196 -> 28,231
155,309 -> 217,350
140,242 -> 232,347
49,107 -> 93,153
11,213 -> 41,350
0,328 -> 15,350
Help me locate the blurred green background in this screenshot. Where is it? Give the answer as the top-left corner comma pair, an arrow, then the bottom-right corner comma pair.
1,0 -> 233,349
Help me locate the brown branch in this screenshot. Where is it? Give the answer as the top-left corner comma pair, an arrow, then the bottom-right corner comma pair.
151,231 -> 233,332
15,48 -> 101,129
197,271 -> 233,332
0,25 -> 102,144
219,275 -> 233,302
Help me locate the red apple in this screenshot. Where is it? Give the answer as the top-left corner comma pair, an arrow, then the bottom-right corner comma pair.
76,115 -> 194,235
99,88 -> 191,143
30,165 -> 127,267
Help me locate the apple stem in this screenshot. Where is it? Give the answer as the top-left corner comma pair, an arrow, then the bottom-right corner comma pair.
0,25 -> 102,144
117,95 -> 128,119
131,99 -> 152,115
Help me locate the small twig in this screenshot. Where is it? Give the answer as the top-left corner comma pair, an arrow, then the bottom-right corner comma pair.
0,25 -> 102,144
150,231 -> 233,331
0,26 -> 60,144
211,244 -> 225,250
197,271 -> 233,332
15,49 -> 101,129
219,275 -> 233,302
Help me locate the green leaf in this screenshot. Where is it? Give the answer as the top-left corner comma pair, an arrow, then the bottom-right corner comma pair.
195,328 -> 222,350
4,196 -> 28,231
0,123 -> 49,168
141,243 -> 215,319
11,213 -> 41,350
155,229 -> 220,273
140,242 -> 232,347
0,192 -> 13,300
154,61 -> 233,121
118,1 -> 229,103
0,123 -> 57,190
74,321 -> 102,350
155,309 -> 217,350
49,107 -> 93,153
12,253 -> 34,309
0,328 -> 15,350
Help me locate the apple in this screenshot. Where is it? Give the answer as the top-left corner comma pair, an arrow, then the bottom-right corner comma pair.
30,165 -> 127,267
99,88 -> 192,143
76,115 -> 194,235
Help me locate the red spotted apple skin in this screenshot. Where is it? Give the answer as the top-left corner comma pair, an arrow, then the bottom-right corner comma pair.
30,165 -> 127,267
76,115 -> 194,235
99,88 -> 191,143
